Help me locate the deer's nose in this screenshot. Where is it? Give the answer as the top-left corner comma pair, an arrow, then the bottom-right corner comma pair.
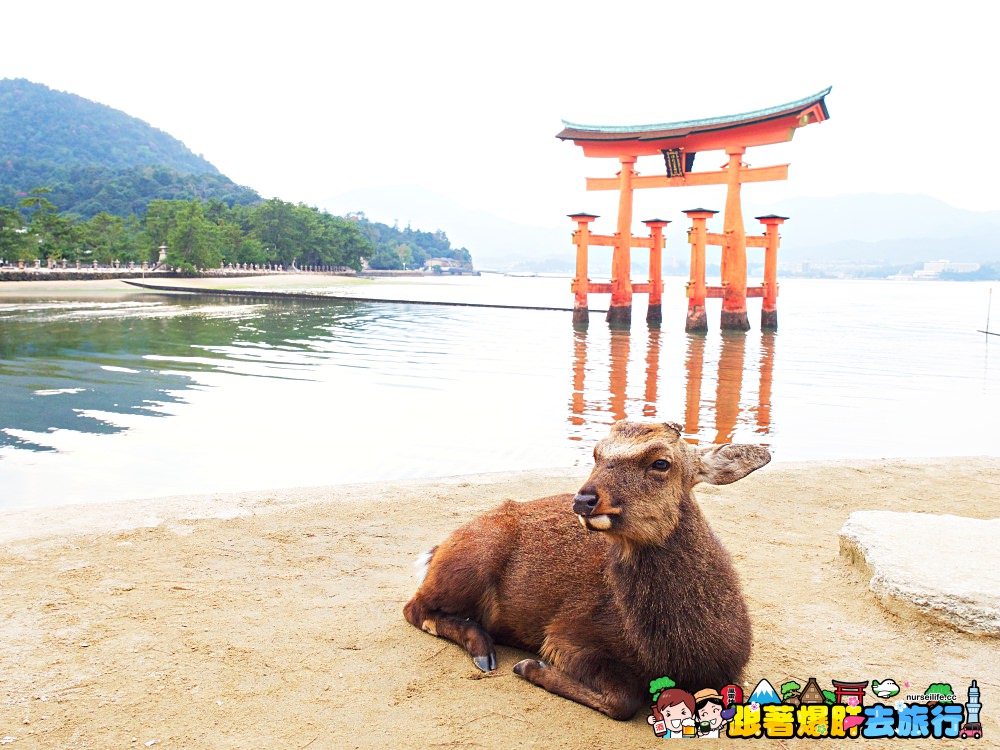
573,493 -> 599,516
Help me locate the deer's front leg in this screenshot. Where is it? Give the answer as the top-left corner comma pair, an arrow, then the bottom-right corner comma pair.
513,657 -> 643,721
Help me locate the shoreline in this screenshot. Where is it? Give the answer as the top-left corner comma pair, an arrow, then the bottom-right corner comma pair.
0,467 -> 586,546
0,456 -> 991,545
1,458 -> 997,747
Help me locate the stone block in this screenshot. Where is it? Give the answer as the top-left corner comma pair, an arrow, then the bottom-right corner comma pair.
839,511 -> 1000,635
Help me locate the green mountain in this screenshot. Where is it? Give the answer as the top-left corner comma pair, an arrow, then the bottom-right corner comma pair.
0,79 -> 473,271
0,78 -> 259,216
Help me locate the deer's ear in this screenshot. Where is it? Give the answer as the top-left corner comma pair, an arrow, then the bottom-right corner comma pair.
696,444 -> 771,485
662,421 -> 683,436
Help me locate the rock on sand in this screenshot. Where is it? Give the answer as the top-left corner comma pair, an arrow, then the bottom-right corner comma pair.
839,510 -> 1000,635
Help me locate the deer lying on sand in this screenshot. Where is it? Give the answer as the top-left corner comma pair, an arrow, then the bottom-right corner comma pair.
403,420 -> 770,720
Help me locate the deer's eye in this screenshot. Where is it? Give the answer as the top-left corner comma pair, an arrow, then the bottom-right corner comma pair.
650,459 -> 671,472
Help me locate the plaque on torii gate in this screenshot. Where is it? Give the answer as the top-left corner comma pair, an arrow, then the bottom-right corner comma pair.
558,88 -> 831,329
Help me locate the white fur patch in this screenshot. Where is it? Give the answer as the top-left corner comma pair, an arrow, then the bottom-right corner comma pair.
585,514 -> 612,530
413,550 -> 433,584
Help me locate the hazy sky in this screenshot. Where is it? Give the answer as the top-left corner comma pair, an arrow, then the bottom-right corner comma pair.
2,0 -> 998,229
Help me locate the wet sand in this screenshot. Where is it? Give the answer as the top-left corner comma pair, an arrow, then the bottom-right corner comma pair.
1,459 -> 998,748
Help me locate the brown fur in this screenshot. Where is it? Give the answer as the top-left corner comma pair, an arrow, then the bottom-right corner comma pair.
403,420 -> 770,720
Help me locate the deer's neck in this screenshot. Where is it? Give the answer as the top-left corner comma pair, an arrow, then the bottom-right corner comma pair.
606,496 -> 715,671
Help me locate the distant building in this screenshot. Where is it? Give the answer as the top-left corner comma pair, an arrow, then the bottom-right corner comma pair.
424,257 -> 473,275
914,259 -> 980,279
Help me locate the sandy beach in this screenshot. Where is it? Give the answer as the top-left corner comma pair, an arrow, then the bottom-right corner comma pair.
0,275 -> 366,295
1,458 -> 998,748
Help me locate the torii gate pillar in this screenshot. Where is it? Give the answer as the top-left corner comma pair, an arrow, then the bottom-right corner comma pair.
607,156 -> 637,326
757,214 -> 787,330
570,212 -> 598,325
721,147 -> 749,331
643,218 -> 669,326
684,209 -> 717,333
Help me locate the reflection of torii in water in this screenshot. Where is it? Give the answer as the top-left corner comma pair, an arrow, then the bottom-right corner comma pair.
567,329 -> 774,443
569,327 -> 656,429
684,333 -> 775,442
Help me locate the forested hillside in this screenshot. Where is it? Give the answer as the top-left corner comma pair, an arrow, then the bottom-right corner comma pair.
0,79 -> 258,215
350,212 -> 472,270
0,79 -> 475,271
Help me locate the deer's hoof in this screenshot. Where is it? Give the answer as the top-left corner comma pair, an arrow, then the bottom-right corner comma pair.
512,658 -> 544,678
473,653 -> 496,672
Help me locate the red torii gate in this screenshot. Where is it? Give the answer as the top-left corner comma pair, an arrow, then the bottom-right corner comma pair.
558,88 -> 831,329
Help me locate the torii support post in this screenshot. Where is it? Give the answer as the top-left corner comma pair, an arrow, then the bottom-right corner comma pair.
643,218 -> 669,326
569,213 -> 598,326
721,147 -> 750,331
684,209 -> 716,333
608,156 -> 637,327
756,214 -> 787,330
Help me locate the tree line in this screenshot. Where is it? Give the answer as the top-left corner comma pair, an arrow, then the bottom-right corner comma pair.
350,211 -> 473,270
1,189 -> 477,274
0,189 -> 372,271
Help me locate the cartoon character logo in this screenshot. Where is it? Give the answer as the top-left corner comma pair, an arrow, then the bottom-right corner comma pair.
647,677 -> 698,739
871,678 -> 901,700
961,679 -> 983,740
694,688 -> 736,737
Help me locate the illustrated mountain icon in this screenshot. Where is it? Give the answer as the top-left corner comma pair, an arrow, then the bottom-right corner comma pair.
748,679 -> 782,706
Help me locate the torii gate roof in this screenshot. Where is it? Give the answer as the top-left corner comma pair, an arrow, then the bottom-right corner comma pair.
557,87 -> 831,158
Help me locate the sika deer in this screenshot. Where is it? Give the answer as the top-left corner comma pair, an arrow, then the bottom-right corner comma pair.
403,420 -> 770,720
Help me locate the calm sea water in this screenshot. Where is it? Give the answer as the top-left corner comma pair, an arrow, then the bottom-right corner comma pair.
0,275 -> 997,509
